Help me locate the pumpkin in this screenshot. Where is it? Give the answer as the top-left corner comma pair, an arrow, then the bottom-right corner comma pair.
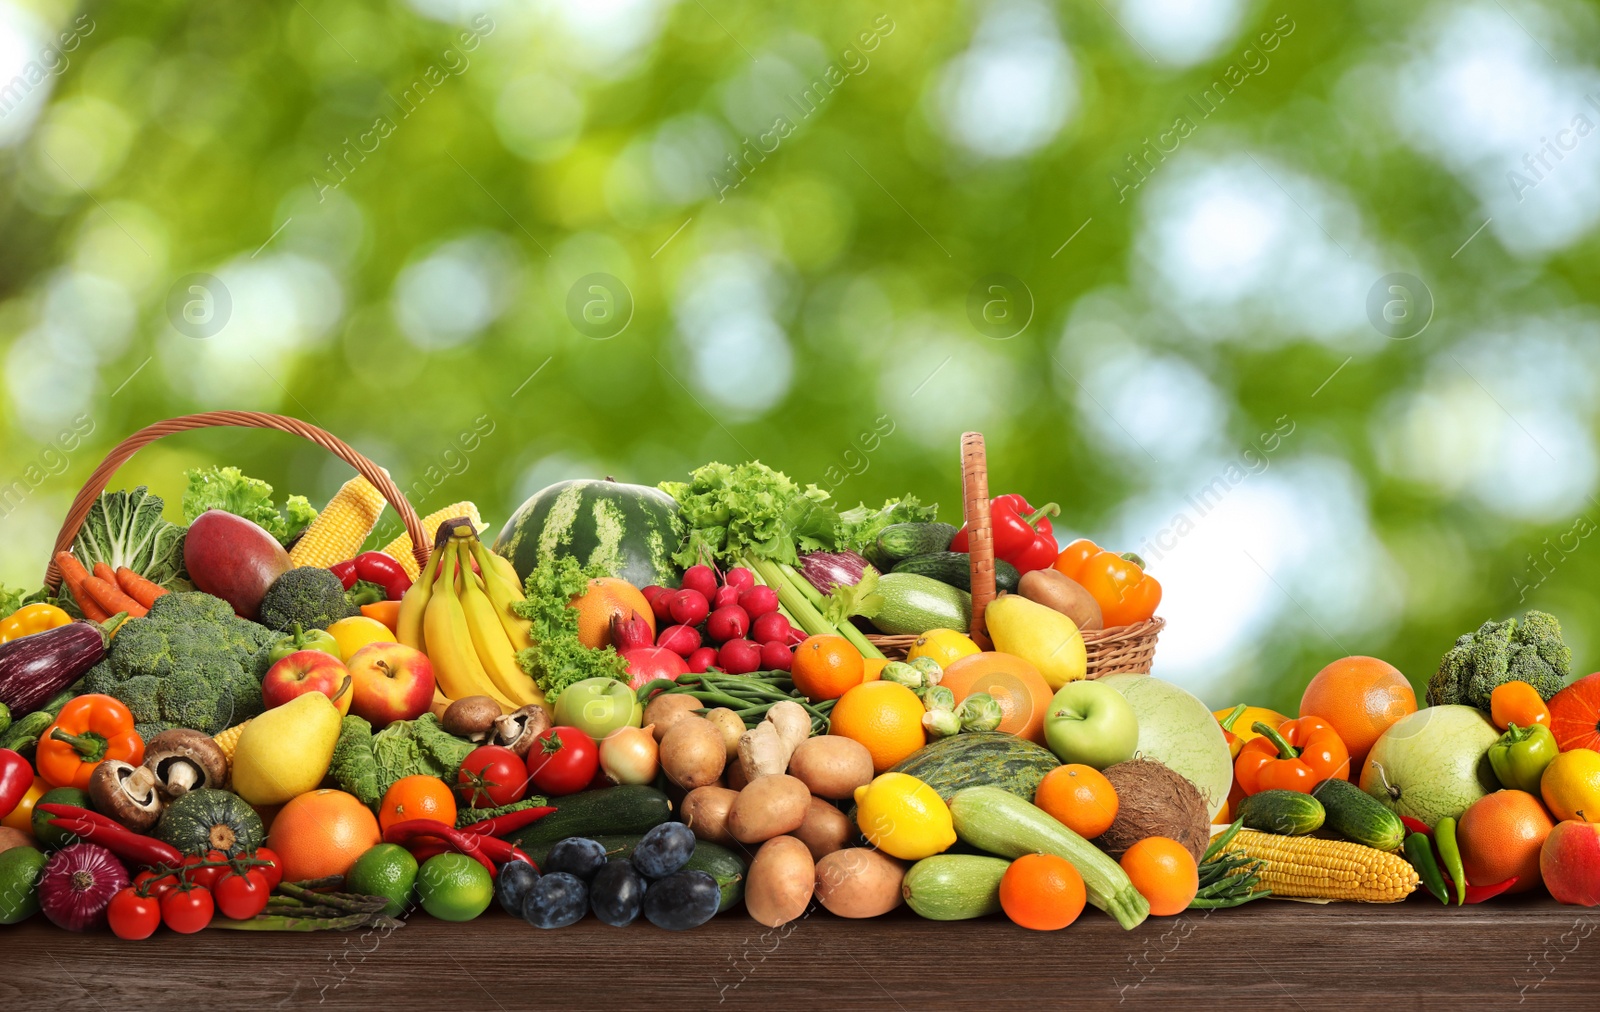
154,787 -> 265,857
493,478 -> 683,589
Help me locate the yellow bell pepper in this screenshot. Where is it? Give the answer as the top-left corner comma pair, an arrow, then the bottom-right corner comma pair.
0,603 -> 72,645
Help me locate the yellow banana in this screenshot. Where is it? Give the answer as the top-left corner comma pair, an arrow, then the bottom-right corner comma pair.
396,547 -> 438,651
459,551 -> 546,709
423,544 -> 517,710
469,540 -> 535,652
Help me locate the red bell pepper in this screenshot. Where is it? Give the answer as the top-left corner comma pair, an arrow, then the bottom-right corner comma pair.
1054,539 -> 1162,626
0,748 -> 33,820
329,552 -> 413,600
950,494 -> 1061,574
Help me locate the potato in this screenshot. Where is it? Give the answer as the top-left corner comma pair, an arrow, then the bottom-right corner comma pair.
704,707 -> 747,761
786,735 -> 874,800
682,785 -> 739,845
814,848 -> 906,918
725,758 -> 750,792
644,694 -> 704,741
0,826 -> 32,856
793,796 -> 853,861
745,836 -> 815,928
1018,569 -> 1103,631
659,716 -> 727,789
728,774 -> 810,844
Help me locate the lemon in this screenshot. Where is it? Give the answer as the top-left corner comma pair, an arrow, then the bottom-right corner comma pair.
908,629 -> 981,669
853,772 -> 956,860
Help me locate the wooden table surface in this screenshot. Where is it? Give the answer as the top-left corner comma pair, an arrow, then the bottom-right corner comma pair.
6,894 -> 1598,1010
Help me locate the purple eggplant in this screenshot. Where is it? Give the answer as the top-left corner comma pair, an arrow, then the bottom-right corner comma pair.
798,551 -> 873,595
0,621 -> 108,713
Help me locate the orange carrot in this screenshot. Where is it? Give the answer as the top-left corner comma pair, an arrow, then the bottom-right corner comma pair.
361,600 -> 402,633
92,561 -> 117,586
114,567 -> 169,609
82,573 -> 147,619
55,552 -> 110,622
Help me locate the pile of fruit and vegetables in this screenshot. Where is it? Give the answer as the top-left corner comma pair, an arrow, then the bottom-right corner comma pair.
4,455 -> 1600,943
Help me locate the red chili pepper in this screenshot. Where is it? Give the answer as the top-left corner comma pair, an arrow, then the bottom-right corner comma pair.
0,748 -> 33,820
1436,862 -> 1519,904
48,815 -> 183,868
950,494 -> 1061,574
37,802 -> 127,833
1399,815 -> 1433,837
329,560 -> 358,589
384,819 -> 497,877
458,806 -> 556,837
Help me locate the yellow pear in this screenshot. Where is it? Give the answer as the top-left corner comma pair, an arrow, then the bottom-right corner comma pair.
985,594 -> 1087,689
231,687 -> 344,806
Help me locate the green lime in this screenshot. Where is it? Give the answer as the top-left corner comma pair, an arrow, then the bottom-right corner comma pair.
0,845 -> 48,925
32,787 -> 89,850
416,853 -> 493,922
346,843 -> 418,917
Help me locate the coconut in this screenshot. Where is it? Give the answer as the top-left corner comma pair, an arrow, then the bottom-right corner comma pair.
1093,758 -> 1211,864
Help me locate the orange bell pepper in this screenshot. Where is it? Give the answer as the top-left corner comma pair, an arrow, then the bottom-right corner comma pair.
36,694 -> 144,790
1053,539 -> 1162,627
1234,716 -> 1350,796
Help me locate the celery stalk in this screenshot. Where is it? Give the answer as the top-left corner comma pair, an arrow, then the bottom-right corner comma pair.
745,554 -> 884,658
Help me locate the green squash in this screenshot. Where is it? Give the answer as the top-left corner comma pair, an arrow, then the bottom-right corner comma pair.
492,478 -> 683,589
155,788 -> 265,857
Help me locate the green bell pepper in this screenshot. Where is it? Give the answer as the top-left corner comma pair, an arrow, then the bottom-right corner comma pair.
1488,722 -> 1559,794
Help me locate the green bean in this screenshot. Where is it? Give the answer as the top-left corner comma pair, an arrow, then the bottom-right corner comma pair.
1188,889 -> 1271,909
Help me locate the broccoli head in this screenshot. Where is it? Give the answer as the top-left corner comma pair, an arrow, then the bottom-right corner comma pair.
258,566 -> 357,632
1427,610 -> 1571,710
329,714 -> 380,806
81,591 -> 278,736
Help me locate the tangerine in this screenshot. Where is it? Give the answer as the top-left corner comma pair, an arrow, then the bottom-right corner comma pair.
1120,836 -> 1199,916
1034,764 -> 1119,839
792,635 -> 866,701
999,853 -> 1086,930
378,775 -> 458,835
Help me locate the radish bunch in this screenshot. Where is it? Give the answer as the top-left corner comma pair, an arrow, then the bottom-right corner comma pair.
640,564 -> 803,674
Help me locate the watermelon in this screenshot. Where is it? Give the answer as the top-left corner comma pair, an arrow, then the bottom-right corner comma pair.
887,732 -> 1060,803
493,478 -> 683,589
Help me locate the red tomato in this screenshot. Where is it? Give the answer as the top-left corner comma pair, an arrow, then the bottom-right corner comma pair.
134,869 -> 178,901
526,726 -> 599,796
108,888 -> 161,940
214,868 -> 270,921
457,745 -> 531,809
160,886 -> 215,934
182,850 -> 230,891
253,847 -> 284,889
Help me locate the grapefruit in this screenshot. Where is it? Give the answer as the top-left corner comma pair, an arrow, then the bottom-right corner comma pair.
267,789 -> 382,882
1457,789 -> 1555,894
572,578 -> 655,649
1299,656 -> 1417,770
939,652 -> 1054,743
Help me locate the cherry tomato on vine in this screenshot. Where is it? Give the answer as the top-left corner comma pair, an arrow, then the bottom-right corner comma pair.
214,868 -> 270,921
457,745 -> 530,808
253,847 -> 284,889
108,888 -> 161,940
182,849 -> 230,891
526,726 -> 599,797
160,886 -> 215,934
134,869 -> 178,901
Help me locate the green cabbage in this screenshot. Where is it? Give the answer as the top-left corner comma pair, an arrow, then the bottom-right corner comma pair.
70,487 -> 186,587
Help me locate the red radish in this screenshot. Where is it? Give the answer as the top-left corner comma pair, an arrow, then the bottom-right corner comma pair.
717,639 -> 762,675
609,610 -> 656,653
649,590 -> 675,624
724,568 -> 755,591
681,565 -> 718,600
751,611 -> 791,645
656,624 -> 702,657
713,585 -> 742,610
705,606 -> 750,644
760,640 -> 794,672
620,647 -> 689,691
668,589 -> 709,627
784,624 -> 807,646
687,647 -> 718,673
739,584 -> 779,618
641,585 -> 667,604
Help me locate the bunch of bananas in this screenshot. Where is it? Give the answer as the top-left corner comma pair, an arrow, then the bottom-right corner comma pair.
396,521 -> 545,713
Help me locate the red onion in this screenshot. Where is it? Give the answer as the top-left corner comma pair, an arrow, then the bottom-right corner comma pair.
798,551 -> 872,594
39,843 -> 129,932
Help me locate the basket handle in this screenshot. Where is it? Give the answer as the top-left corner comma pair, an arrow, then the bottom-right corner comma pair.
44,411 -> 430,591
962,432 -> 996,649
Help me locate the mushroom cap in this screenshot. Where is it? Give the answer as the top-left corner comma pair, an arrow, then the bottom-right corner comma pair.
89,759 -> 163,831
492,705 -> 553,757
143,728 -> 228,796
442,695 -> 502,737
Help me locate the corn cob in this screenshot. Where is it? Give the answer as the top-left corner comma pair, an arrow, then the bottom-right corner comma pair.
1222,828 -> 1418,902
381,501 -> 483,578
213,721 -> 249,765
289,477 -> 388,568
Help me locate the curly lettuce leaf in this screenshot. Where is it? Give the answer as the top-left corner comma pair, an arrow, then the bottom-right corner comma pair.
182,466 -> 318,544
512,554 -> 630,701
838,495 -> 939,560
661,460 -> 841,568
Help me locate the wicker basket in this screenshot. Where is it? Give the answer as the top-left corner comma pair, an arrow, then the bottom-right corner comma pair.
44,411 -> 431,591
865,431 -> 1163,678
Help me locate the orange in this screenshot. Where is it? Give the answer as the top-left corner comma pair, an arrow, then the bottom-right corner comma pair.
1035,764 -> 1119,839
1298,656 -> 1417,769
1457,789 -> 1555,893
999,853 -> 1085,930
792,635 -> 866,701
862,657 -> 887,682
828,681 -> 928,772
938,652 -> 1054,743
266,789 -> 382,882
378,775 -> 458,835
572,578 -> 655,649
1120,837 -> 1199,916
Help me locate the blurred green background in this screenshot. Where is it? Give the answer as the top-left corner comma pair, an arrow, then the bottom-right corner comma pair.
2,0 -> 1598,712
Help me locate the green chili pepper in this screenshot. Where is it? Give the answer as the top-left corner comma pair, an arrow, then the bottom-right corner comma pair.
1404,831 -> 1449,905
1435,817 -> 1466,906
1487,722 -> 1559,794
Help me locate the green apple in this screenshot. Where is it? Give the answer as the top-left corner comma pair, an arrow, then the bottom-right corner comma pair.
1044,680 -> 1139,769
554,677 -> 643,740
266,625 -> 342,664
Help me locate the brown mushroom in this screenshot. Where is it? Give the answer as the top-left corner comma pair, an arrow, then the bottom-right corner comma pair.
142,728 -> 228,798
89,759 -> 164,831
491,705 -> 553,757
442,695 -> 502,741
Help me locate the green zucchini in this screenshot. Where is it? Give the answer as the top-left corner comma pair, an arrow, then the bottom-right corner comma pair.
902,855 -> 1009,920
505,785 -> 672,850
875,523 -> 958,564
520,833 -> 746,912
891,553 -> 1020,594
868,573 -> 971,636
1312,777 -> 1405,851
948,786 -> 1148,929
1238,790 -> 1325,836
0,703 -> 10,738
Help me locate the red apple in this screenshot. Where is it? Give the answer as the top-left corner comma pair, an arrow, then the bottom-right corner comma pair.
347,642 -> 435,726
262,650 -> 352,715
1541,820 -> 1600,906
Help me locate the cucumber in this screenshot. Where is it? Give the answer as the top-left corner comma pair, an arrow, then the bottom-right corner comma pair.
875,523 -> 958,564
505,786 -> 672,850
1313,777 -> 1405,851
868,573 -> 971,636
902,855 -> 1009,920
891,553 -> 1020,594
948,786 -> 1148,929
1238,790 -> 1325,836
520,833 -> 747,912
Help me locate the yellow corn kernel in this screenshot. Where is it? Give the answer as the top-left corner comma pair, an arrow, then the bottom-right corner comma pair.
381,501 -> 483,578
213,721 -> 249,765
289,477 -> 387,568
1223,828 -> 1418,902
